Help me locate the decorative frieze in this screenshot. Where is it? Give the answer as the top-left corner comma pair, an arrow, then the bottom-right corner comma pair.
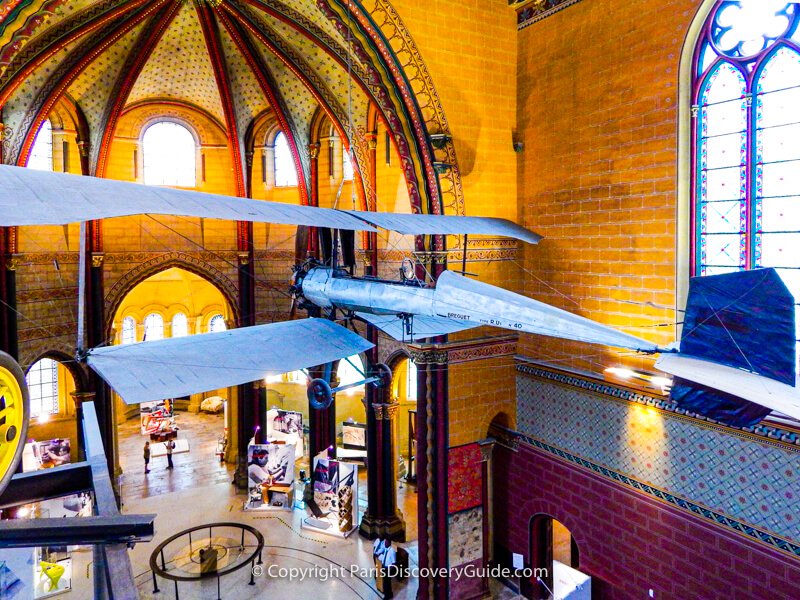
512,0 -> 587,30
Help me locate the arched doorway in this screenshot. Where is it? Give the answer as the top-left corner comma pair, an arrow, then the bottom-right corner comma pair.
529,514 -> 581,600
111,267 -> 235,498
392,355 -> 418,481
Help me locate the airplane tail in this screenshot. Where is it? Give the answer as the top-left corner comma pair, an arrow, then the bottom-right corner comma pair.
670,268 -> 796,427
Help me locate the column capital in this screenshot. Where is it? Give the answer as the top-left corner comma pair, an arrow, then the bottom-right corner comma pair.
91,253 -> 105,268
410,348 -> 448,365
4,254 -> 21,271
70,391 -> 96,410
237,252 -> 250,266
308,142 -> 321,160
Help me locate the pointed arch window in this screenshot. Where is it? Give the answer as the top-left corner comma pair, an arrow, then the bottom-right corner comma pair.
274,132 -> 298,187
692,1 -> 800,369
172,313 -> 189,338
28,119 -> 53,171
143,313 -> 164,342
143,121 -> 196,187
121,316 -> 137,345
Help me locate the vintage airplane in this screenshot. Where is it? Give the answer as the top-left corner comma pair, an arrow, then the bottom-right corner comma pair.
0,164 -> 797,494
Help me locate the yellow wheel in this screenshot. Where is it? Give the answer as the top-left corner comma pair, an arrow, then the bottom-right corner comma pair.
0,350 -> 29,496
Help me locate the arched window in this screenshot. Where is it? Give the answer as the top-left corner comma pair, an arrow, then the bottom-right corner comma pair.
171,313 -> 188,338
121,316 -> 136,345
143,313 -> 164,341
26,358 -> 59,419
208,314 -> 227,333
342,145 -> 354,181
143,121 -> 196,187
273,132 -> 298,187
28,119 -> 53,171
692,1 -> 800,369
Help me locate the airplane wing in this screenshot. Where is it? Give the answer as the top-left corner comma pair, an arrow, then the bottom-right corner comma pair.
0,165 -> 372,230
656,353 -> 800,422
86,318 -> 373,405
0,165 -> 541,244
346,211 -> 542,245
432,270 -> 660,352
355,312 -> 479,342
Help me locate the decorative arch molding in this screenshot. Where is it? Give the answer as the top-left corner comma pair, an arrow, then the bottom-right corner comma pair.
676,0 -> 719,316
119,99 -> 229,145
24,349 -> 90,393
103,252 -> 239,340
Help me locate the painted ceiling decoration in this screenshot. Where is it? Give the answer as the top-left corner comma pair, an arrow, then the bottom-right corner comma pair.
0,0 -> 464,218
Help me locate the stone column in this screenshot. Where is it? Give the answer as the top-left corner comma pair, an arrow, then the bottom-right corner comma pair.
412,346 -> 450,600
234,249 -> 257,489
359,384 -> 406,541
309,367 -> 337,460
1,250 -> 19,360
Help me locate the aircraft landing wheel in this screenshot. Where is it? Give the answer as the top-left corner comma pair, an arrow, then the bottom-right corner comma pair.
307,378 -> 333,410
0,350 -> 29,497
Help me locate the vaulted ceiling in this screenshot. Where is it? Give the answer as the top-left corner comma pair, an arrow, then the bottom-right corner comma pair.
0,0 -> 452,214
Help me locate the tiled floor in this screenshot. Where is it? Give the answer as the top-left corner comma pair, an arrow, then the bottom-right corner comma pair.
118,411 -> 430,599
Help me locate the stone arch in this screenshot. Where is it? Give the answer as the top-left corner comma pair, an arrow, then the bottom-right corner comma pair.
104,252 -> 239,341
24,349 -> 89,394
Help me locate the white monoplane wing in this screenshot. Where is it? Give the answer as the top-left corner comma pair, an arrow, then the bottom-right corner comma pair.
355,312 -> 478,342
87,318 -> 373,405
0,165 -> 372,230
0,165 -> 541,244
346,211 -> 542,245
432,270 -> 660,352
656,353 -> 800,421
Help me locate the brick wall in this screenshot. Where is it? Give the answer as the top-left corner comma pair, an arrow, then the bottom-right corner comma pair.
517,0 -> 702,375
493,440 -> 800,599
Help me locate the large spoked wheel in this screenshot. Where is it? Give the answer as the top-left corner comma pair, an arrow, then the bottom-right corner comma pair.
0,350 -> 29,496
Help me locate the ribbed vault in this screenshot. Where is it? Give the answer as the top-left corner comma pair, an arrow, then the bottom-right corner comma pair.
0,0 -> 464,216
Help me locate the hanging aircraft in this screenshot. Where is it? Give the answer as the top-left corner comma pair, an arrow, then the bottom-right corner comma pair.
0,164 -> 798,495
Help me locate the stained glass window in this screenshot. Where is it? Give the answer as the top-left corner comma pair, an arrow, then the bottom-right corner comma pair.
693,0 -> 800,374
26,358 -> 59,419
209,314 -> 227,332
121,316 -> 136,345
274,132 -> 298,187
143,313 -> 164,341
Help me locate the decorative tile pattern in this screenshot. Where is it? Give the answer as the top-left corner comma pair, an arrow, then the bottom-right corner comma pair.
217,21 -> 269,140
127,2 -> 225,124
68,20 -> 145,155
516,370 -> 800,551
448,443 -> 483,514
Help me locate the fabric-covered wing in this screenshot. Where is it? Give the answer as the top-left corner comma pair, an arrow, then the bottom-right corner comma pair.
432,270 -> 660,352
355,312 -> 478,342
0,165 -> 373,230
669,268 -> 796,427
87,319 -> 373,405
656,353 -> 800,422
345,211 -> 542,245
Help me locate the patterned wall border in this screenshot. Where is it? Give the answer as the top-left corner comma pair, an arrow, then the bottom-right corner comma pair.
512,0 -> 587,31
494,424 -> 800,560
516,361 -> 800,449
410,334 -> 518,365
